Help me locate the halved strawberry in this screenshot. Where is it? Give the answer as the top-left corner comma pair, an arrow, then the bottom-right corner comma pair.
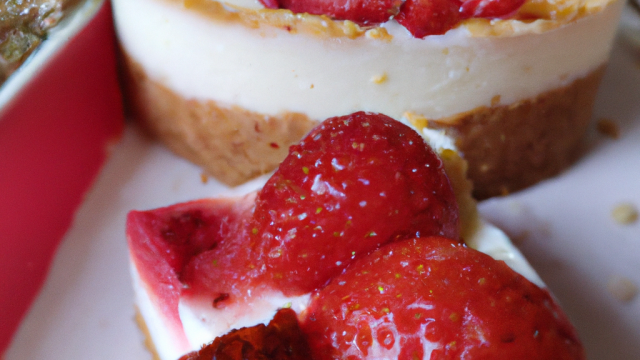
251,112 -> 459,295
302,237 -> 585,360
263,0 -> 404,25
126,195 -> 256,320
395,0 -> 462,37
178,308 -> 311,360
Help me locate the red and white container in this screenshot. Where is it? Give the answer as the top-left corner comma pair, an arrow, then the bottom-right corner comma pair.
0,0 -> 123,353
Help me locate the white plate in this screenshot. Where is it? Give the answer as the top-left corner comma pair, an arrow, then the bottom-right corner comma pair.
5,30 -> 640,360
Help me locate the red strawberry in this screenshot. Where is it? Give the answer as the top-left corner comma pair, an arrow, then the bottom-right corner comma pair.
251,112 -> 459,295
459,0 -> 526,19
179,308 -> 311,360
262,0 -> 404,25
126,195 -> 257,320
395,0 -> 462,37
301,237 -> 586,360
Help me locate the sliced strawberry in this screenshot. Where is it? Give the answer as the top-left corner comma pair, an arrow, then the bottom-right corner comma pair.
301,237 -> 585,360
126,195 -> 256,321
459,0 -> 526,19
251,112 -> 459,295
178,308 -> 311,360
265,0 -> 404,25
395,0 -> 462,37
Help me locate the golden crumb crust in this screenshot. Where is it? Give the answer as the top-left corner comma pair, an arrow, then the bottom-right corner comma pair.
122,53 -> 317,186
122,50 -> 605,199
427,66 -> 606,199
135,308 -> 162,360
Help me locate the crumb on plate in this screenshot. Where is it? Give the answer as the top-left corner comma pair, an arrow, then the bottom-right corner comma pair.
607,276 -> 638,303
596,118 -> 620,139
611,203 -> 639,224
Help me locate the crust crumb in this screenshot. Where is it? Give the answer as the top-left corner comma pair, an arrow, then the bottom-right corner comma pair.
403,111 -> 429,130
596,118 -> 620,139
135,308 -> 162,360
370,72 -> 388,84
365,27 -> 392,41
607,276 -> 638,302
611,203 -> 639,224
200,173 -> 209,184
491,95 -> 501,107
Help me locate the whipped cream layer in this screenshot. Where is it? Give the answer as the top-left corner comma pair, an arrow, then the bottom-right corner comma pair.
132,219 -> 542,360
112,0 -> 622,122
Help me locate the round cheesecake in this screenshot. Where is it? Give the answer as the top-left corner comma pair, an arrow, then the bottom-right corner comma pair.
112,0 -> 623,198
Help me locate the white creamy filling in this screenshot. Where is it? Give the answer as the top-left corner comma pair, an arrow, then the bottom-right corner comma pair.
179,292 -> 311,349
111,0 -> 622,122
130,264 -> 191,360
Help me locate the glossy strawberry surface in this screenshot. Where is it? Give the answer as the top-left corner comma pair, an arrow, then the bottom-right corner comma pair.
260,0 -> 527,37
301,237 -> 586,360
395,0 -> 461,37
251,112 -> 459,295
269,0 -> 404,25
127,112 -> 459,311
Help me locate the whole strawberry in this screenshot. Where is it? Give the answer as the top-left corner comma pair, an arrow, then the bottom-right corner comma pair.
302,237 -> 586,360
250,112 -> 459,294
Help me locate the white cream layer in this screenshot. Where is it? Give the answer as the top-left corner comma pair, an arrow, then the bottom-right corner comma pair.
111,0 -> 622,122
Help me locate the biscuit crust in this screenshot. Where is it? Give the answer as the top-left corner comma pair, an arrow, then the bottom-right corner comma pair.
122,53 -> 604,199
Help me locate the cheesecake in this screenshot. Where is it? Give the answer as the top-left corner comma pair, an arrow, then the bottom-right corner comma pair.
112,0 -> 623,198
126,113 -> 581,359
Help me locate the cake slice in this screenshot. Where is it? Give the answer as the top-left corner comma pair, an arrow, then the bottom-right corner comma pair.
127,112 -> 582,359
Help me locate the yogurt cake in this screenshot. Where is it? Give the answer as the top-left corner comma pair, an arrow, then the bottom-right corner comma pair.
112,0 -> 623,199
126,113 -> 583,359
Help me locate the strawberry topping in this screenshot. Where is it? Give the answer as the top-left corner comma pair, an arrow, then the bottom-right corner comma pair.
178,308 -> 311,360
127,112 -> 585,360
301,237 -> 586,360
395,0 -> 461,37
459,0 -> 526,19
251,112 -> 459,294
269,0 -> 404,25
259,0 -> 526,37
127,196 -> 256,322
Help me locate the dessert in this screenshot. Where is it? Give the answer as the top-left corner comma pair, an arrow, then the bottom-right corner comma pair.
178,308 -> 311,360
112,0 -> 623,198
182,238 -> 584,360
127,112 -> 582,359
